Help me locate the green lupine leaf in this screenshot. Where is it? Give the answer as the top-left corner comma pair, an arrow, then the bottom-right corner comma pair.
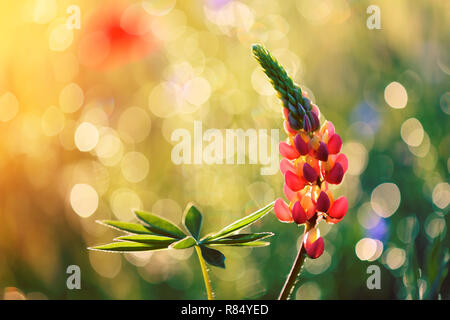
97,220 -> 154,235
115,235 -> 177,245
170,236 -> 197,249
209,241 -> 270,248
202,201 -> 274,242
134,210 -> 186,239
89,241 -> 169,252
204,232 -> 274,245
183,203 -> 203,240
200,245 -> 225,268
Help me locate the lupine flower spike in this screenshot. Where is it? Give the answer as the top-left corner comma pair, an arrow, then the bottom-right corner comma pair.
253,44 -> 349,299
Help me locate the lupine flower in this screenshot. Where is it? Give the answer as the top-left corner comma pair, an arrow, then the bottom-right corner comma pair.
253,44 -> 349,260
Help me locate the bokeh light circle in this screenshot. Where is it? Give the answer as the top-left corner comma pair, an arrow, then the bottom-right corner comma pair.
121,152 -> 150,183
110,188 -> 142,221
75,122 -> 99,152
70,184 -> 99,218
0,92 -> 19,122
341,142 -> 368,175
49,23 -> 73,51
400,118 -> 424,147
371,183 -> 401,218
32,0 -> 57,24
384,247 -> 406,270
183,77 -> 211,106
355,238 -> 383,261
117,107 -> 151,143
41,106 -> 65,136
59,83 -> 84,113
384,82 -> 408,109
432,182 -> 450,209
142,0 -> 176,16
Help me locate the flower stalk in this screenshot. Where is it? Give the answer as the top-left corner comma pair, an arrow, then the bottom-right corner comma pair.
195,246 -> 214,300
278,223 -> 311,300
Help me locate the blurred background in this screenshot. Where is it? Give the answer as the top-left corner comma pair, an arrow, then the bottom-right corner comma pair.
0,0 -> 448,300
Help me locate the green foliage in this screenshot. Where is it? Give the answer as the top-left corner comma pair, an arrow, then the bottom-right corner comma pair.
134,210 -> 186,238
210,241 -> 270,248
201,201 -> 274,242
90,201 -> 275,269
183,203 -> 203,240
170,236 -> 197,249
199,246 -> 226,269
98,220 -> 155,235
115,234 -> 177,245
425,237 -> 449,299
89,241 -> 170,252
401,236 -> 449,299
205,232 -> 273,245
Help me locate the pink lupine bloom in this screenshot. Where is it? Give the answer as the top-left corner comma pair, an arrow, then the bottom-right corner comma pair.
274,95 -> 349,259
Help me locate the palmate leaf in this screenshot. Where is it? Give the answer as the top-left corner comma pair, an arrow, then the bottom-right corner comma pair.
200,245 -> 225,269
201,201 -> 274,242
183,203 -> 203,240
92,202 -> 276,271
204,232 -> 274,245
170,236 -> 197,249
97,220 -> 155,235
134,210 -> 186,239
115,235 -> 177,245
89,241 -> 170,252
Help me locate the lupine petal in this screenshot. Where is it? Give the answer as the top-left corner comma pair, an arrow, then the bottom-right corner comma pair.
280,158 -> 295,175
288,113 -> 302,130
335,153 -> 348,173
316,191 -> 330,213
292,201 -> 307,224
325,190 -> 334,205
282,107 -> 289,119
284,120 -> 297,135
301,195 -> 316,220
303,163 -> 318,183
303,96 -> 311,110
308,135 -> 320,151
304,228 -> 324,259
285,170 -> 305,192
326,162 -> 344,184
294,134 -> 309,155
328,134 -> 342,154
310,111 -> 320,131
279,141 -> 300,160
303,114 -> 312,132
304,227 -> 319,245
312,104 -> 320,119
327,196 -> 348,220
305,236 -> 324,259
316,142 -> 329,161
283,183 -> 297,202
274,198 -> 293,223
327,121 -> 335,137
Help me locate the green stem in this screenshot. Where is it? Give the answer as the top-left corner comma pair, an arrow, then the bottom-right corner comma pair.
278,224 -> 310,300
195,246 -> 214,300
